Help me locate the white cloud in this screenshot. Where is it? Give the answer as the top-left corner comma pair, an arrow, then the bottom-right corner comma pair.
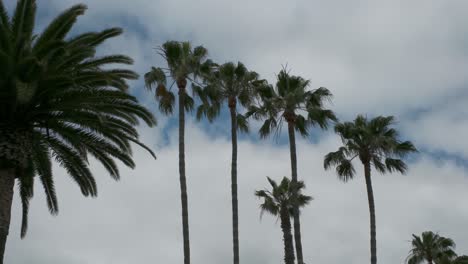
42,0 -> 468,116
402,98 -> 468,161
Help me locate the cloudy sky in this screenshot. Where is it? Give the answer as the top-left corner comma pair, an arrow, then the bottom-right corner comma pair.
5,0 -> 468,263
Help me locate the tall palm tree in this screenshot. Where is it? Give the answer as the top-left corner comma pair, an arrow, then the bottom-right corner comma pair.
324,115 -> 417,264
255,177 -> 312,264
406,231 -> 457,264
195,61 -> 260,264
247,68 -> 336,264
0,1 -> 156,262
144,41 -> 212,264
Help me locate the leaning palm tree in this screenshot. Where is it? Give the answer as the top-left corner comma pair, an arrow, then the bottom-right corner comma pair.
195,61 -> 260,264
406,231 -> 457,264
255,177 -> 312,264
247,68 -> 336,264
324,115 -> 417,264
144,41 -> 212,264
0,1 -> 156,262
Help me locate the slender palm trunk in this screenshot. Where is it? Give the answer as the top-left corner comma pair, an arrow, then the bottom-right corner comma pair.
229,99 -> 240,264
0,168 -> 15,264
364,162 -> 377,264
287,121 -> 304,264
280,206 -> 295,264
428,259 -> 433,264
178,80 -> 190,264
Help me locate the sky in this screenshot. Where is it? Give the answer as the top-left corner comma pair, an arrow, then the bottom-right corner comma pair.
4,0 -> 468,263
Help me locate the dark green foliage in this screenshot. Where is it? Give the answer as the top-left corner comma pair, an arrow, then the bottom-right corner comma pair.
144,41 -> 214,115
195,61 -> 260,129
0,0 -> 156,238
256,177 -> 312,218
246,68 -> 337,139
324,115 -> 417,179
406,231 -> 457,264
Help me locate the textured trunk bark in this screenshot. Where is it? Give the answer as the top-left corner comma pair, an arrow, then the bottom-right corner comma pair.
0,168 -> 15,264
280,207 -> 295,264
229,103 -> 240,264
287,122 -> 304,264
178,82 -> 190,264
364,162 -> 377,264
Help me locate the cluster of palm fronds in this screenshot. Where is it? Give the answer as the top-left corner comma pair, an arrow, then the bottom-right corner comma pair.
407,231 -> 468,264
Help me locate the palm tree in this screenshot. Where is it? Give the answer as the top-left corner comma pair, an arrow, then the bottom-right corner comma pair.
195,62 -> 260,264
0,1 -> 156,262
324,115 -> 417,264
406,231 -> 457,264
255,177 -> 312,264
247,68 -> 336,264
144,41 -> 212,264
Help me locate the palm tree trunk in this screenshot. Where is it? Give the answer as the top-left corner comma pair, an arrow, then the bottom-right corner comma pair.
0,168 -> 15,264
178,81 -> 190,264
229,101 -> 240,264
280,207 -> 295,264
287,121 -> 304,264
364,162 -> 377,264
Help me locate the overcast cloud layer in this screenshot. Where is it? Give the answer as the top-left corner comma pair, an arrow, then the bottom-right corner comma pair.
5,0 -> 468,263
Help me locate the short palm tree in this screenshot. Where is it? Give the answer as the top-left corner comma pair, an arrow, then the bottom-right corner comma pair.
0,1 -> 156,262
195,61 -> 260,264
324,115 -> 417,264
247,68 -> 336,264
144,41 -> 212,264
406,231 -> 457,264
255,177 -> 312,264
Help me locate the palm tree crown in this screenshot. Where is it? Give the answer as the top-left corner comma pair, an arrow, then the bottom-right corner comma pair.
324,115 -> 417,180
195,61 -> 260,127
406,231 -> 457,264
255,177 -> 312,217
247,68 -> 337,139
144,41 -> 213,114
0,0 -> 156,239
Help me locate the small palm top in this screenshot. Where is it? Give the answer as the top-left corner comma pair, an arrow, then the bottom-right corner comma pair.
247,68 -> 337,139
406,231 -> 457,264
255,177 -> 312,264
324,115 -> 417,181
255,177 -> 312,218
